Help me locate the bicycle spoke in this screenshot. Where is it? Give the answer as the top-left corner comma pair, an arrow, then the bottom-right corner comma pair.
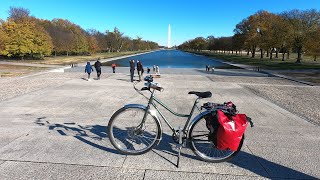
135,135 -> 151,146
108,107 -> 160,154
139,134 -> 156,141
123,138 -> 135,150
112,130 -> 127,136
189,117 -> 237,162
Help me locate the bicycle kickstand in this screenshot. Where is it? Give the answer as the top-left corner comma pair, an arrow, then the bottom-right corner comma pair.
176,126 -> 183,168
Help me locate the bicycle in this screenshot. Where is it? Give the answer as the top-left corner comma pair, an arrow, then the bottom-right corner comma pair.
108,76 -> 253,167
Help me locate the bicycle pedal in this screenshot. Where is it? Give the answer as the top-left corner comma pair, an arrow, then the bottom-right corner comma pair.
182,141 -> 187,147
175,144 -> 182,149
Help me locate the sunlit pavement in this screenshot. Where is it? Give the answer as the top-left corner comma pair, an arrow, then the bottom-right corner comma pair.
0,69 -> 319,179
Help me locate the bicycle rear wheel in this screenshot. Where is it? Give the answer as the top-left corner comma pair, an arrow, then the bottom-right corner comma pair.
189,115 -> 244,163
108,106 -> 161,155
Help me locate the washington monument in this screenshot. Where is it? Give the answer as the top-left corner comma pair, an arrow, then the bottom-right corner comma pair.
168,24 -> 171,48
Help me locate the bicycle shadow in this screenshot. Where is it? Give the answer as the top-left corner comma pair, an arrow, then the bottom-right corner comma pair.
34,118 -> 315,179
35,117 -> 121,155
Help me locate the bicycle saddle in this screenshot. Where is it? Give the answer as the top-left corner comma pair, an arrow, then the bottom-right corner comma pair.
188,91 -> 212,98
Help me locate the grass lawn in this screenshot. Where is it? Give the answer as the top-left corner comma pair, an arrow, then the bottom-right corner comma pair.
0,64 -> 49,77
189,50 -> 320,85
0,50 -> 150,66
193,51 -> 320,70
281,72 -> 320,85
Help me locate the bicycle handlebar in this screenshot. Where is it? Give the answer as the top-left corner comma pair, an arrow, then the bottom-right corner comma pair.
143,82 -> 163,91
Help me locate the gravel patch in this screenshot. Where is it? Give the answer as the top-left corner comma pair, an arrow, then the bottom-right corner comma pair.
0,72 -> 116,102
0,74 -> 67,102
243,85 -> 320,125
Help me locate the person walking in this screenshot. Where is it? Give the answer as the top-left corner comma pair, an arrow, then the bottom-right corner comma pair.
94,60 -> 102,79
85,61 -> 94,81
153,65 -> 156,72
155,65 -> 160,74
137,60 -> 143,81
111,63 -> 116,73
147,67 -> 150,74
129,59 -> 135,82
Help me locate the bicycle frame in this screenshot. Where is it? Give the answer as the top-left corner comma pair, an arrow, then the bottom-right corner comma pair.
141,89 -> 204,136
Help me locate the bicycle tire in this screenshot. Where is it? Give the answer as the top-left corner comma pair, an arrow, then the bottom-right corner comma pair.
189,115 -> 244,163
108,106 -> 161,155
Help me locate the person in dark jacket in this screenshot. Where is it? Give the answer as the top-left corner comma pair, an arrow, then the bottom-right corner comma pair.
129,59 -> 135,82
94,60 -> 102,79
85,62 -> 94,81
137,60 -> 143,81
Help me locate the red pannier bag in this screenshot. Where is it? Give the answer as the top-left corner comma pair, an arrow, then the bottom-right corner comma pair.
216,110 -> 248,151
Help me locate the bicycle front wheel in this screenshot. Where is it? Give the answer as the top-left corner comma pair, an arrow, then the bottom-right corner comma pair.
189,115 -> 243,163
108,106 -> 161,155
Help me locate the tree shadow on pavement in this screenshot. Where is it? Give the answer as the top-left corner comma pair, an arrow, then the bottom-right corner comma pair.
34,118 -> 316,179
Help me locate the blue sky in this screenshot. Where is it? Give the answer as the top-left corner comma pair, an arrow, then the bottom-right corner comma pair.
0,0 -> 319,46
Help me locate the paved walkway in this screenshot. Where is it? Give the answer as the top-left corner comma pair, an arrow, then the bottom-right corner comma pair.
0,67 -> 319,179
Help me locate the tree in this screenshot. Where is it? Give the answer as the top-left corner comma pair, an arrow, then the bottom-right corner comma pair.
87,29 -> 106,52
133,36 -> 142,51
281,9 -> 320,63
46,19 -> 89,56
121,36 -> 133,51
86,35 -> 99,54
30,19 -> 53,58
69,24 -> 89,54
8,7 -> 30,22
1,7 -> 53,59
232,33 -> 245,54
234,18 -> 258,57
271,15 -> 293,61
250,11 -> 277,59
305,27 -> 320,61
0,19 -> 8,52
2,7 -> 159,59
189,37 -> 207,51
42,19 -> 74,56
1,19 -> 52,59
105,27 -> 124,52
207,36 -> 215,50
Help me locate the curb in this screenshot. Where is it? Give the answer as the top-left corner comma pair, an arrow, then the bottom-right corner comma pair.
216,61 -> 315,86
187,51 -> 317,86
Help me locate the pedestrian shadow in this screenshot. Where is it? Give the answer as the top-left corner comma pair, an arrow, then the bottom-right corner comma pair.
34,118 -> 316,179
